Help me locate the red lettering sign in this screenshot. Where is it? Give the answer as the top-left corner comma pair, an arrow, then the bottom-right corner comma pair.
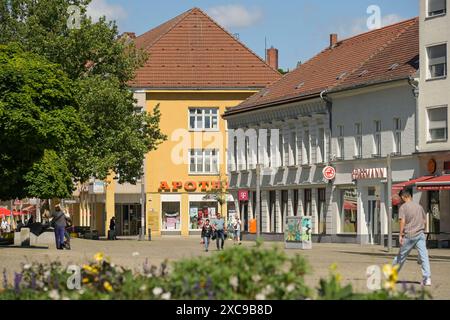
159,181 -> 170,191
172,182 -> 182,190
184,181 -> 197,192
199,181 -> 209,191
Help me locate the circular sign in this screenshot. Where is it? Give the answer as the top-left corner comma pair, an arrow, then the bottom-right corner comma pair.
427,159 -> 437,175
323,166 -> 336,180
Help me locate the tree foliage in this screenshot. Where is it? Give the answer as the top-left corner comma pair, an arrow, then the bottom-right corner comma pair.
0,0 -> 166,199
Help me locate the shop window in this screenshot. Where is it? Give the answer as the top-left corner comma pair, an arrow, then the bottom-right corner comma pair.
189,202 -> 218,230
373,121 -> 381,157
427,106 -> 448,142
162,202 -> 181,231
304,189 -> 312,216
427,44 -> 447,79
392,205 -> 400,233
227,201 -> 237,222
341,189 -> 357,233
189,108 -> 219,131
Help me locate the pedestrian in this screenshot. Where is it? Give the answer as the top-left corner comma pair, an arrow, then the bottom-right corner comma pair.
393,189 -> 432,286
212,213 -> 227,251
201,219 -> 213,252
233,214 -> 242,245
51,205 -> 67,250
109,216 -> 117,240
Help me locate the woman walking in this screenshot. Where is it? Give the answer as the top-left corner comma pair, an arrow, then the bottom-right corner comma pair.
201,219 -> 213,252
233,214 -> 242,245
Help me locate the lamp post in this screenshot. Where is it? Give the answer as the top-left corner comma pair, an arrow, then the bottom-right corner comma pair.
387,153 -> 393,252
256,164 -> 262,239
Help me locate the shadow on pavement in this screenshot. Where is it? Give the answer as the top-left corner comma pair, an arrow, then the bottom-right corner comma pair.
0,245 -> 49,250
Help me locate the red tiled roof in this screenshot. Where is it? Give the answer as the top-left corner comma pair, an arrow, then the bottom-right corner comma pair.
129,8 -> 281,89
225,17 -> 419,116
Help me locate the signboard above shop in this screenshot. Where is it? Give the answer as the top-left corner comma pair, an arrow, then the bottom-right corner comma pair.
352,168 -> 387,180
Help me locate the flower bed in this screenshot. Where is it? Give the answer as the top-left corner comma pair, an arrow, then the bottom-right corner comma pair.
0,242 -> 431,300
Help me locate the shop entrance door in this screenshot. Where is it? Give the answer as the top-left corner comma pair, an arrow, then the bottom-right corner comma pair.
116,204 -> 142,236
367,199 -> 381,245
239,202 -> 249,232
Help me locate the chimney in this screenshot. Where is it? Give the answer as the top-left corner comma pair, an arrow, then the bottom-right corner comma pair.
266,46 -> 279,70
330,33 -> 338,48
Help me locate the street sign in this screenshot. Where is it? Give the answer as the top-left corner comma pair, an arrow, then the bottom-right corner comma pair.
323,166 -> 336,181
238,190 -> 249,201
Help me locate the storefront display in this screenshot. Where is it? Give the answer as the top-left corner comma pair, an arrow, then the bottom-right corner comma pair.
341,189 -> 357,233
162,202 -> 181,231
189,202 -> 218,230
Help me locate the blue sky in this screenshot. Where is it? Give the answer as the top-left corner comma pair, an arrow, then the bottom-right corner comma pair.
88,0 -> 418,70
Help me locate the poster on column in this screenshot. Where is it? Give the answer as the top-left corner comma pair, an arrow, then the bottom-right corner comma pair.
285,216 -> 312,250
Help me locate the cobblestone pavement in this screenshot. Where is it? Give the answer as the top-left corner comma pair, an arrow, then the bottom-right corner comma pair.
1,237 -> 449,299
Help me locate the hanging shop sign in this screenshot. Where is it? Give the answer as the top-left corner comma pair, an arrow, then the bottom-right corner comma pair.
159,181 -> 228,192
351,168 -> 387,180
323,166 -> 336,181
427,159 -> 437,175
238,190 -> 249,201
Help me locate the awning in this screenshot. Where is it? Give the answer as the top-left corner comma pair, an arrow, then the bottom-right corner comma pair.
392,176 -> 435,192
417,175 -> 450,191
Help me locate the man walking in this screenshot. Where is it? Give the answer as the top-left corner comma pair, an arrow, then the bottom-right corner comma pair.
393,189 -> 431,286
212,213 -> 226,251
51,205 -> 67,250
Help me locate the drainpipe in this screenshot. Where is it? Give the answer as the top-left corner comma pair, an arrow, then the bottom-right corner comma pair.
408,76 -> 420,153
320,89 -> 333,164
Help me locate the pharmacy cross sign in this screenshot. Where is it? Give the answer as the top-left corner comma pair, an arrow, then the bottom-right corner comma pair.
323,166 -> 336,181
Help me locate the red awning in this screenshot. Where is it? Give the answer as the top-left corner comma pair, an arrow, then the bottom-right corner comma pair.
392,176 -> 435,192
417,175 -> 450,191
344,202 -> 357,211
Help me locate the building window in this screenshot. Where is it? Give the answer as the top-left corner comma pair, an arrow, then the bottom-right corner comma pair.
303,130 -> 311,165
279,131 -> 284,167
341,189 -> 357,233
304,189 -> 312,216
354,123 -> 363,159
427,44 -> 447,79
427,0 -> 447,17
373,120 -> 382,157
189,108 -> 219,130
393,118 -> 402,155
337,125 -> 344,160
189,149 -> 219,174
189,202 -> 218,230
162,202 -> 181,231
427,106 -> 448,142
290,131 -> 297,166
293,190 -> 299,216
233,137 -> 238,171
318,128 -> 326,163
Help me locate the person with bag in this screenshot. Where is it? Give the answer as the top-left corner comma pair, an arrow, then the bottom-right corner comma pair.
201,219 -> 213,252
212,213 -> 227,251
51,205 -> 67,250
233,214 -> 242,245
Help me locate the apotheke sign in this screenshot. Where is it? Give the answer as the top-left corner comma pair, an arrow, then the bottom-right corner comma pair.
352,168 -> 387,180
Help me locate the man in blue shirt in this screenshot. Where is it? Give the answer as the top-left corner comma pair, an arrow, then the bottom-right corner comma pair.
212,213 -> 227,250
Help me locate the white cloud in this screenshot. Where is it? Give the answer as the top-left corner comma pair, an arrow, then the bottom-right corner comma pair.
339,13 -> 404,39
87,0 -> 127,22
207,4 -> 263,29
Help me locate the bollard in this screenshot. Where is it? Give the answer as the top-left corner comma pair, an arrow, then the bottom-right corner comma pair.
148,228 -> 152,241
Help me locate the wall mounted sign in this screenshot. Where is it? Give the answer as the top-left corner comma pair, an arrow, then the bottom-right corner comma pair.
351,168 -> 387,180
159,181 -> 228,192
428,159 -> 437,175
323,166 -> 336,180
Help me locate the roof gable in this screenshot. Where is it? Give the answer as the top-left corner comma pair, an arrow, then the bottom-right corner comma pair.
227,17 -> 419,115
130,8 -> 281,89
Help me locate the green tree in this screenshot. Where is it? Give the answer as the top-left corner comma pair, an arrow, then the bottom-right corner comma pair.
0,0 -> 166,190
0,44 -> 88,200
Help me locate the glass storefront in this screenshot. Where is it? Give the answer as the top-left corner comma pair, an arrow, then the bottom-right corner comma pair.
189,202 -> 218,230
115,204 -> 142,236
429,191 -> 440,233
341,189 -> 357,233
162,202 -> 181,231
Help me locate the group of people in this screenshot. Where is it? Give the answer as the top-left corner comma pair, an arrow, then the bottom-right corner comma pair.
200,213 -> 242,252
0,216 -> 35,235
50,205 -> 72,250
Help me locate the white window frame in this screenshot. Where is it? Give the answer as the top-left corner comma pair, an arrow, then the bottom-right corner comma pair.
427,43 -> 447,79
189,149 -> 219,175
373,120 -> 382,157
337,125 -> 345,160
393,118 -> 402,155
427,0 -> 447,18
427,106 -> 448,142
354,123 -> 363,159
188,108 -> 219,131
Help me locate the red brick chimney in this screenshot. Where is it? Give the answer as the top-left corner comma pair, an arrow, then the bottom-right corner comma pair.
266,46 -> 279,70
330,34 -> 338,48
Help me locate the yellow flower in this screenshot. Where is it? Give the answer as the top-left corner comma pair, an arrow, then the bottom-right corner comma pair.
335,274 -> 343,283
382,264 -> 399,291
329,263 -> 338,272
94,252 -> 104,262
82,278 -> 90,284
103,281 -> 113,292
